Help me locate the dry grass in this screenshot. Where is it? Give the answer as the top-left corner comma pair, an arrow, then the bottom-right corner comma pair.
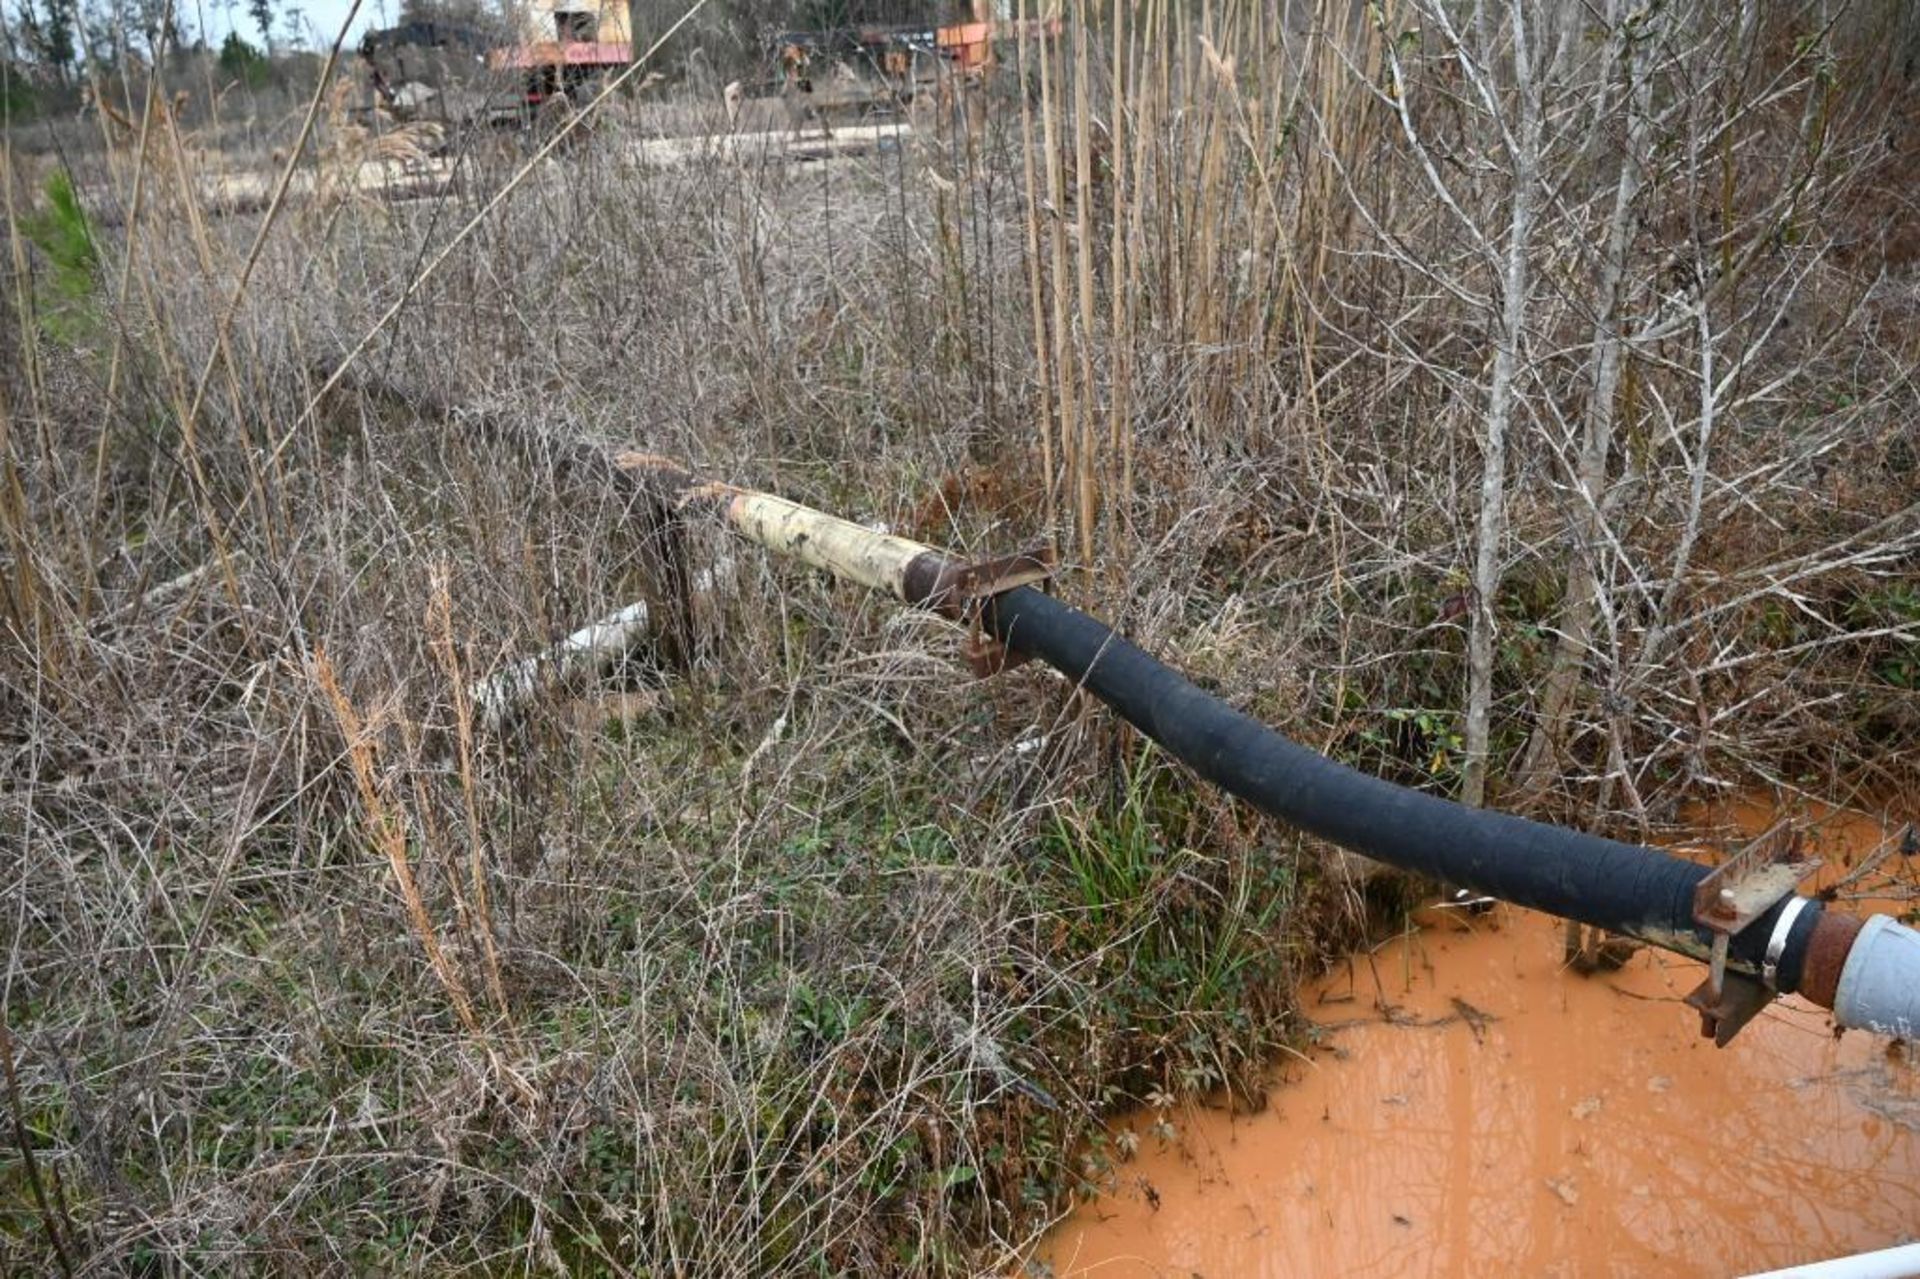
3,2 -> 1918,1274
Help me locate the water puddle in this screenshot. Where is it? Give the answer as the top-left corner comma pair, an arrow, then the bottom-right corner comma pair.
1040,804 -> 1920,1277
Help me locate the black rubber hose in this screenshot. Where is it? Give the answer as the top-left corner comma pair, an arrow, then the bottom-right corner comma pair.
984,585 -> 1822,992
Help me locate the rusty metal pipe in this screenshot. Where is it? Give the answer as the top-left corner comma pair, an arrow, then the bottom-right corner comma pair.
621,458 -> 1909,1038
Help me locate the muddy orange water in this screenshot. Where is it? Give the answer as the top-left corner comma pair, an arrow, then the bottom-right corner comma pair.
1040,804 -> 1920,1278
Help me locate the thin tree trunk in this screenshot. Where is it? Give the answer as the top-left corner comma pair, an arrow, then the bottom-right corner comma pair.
1513,19 -> 1653,803
1461,1 -> 1541,810
1635,293 -> 1718,680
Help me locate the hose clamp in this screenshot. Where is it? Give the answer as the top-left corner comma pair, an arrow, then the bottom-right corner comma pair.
1762,896 -> 1812,990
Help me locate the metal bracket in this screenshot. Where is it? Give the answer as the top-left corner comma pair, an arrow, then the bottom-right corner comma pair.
961,629 -> 1031,679
924,547 -> 1055,618
929,546 -> 1055,679
1682,821 -> 1821,1046
1684,971 -> 1775,1048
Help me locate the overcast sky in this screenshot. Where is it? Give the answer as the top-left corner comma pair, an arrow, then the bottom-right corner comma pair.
294,0 -> 390,45
182,0 -> 392,51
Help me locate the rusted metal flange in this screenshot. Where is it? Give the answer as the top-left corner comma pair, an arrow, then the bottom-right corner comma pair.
919,546 -> 1056,620
1683,821 -> 1822,1045
907,545 -> 1056,679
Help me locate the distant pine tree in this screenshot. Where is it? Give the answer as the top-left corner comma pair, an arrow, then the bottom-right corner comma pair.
218,30 -> 270,87
44,0 -> 77,80
247,0 -> 274,51
13,0 -> 77,83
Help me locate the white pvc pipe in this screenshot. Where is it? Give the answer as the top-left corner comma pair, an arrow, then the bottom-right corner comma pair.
1832,915 -> 1920,1039
1741,1241 -> 1920,1279
468,556 -> 739,728
471,600 -> 652,729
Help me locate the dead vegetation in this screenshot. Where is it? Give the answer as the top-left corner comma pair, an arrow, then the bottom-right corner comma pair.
2,1 -> 1917,1274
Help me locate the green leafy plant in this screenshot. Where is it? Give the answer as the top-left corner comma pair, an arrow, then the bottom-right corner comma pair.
1849,583 -> 1920,690
21,169 -> 99,341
